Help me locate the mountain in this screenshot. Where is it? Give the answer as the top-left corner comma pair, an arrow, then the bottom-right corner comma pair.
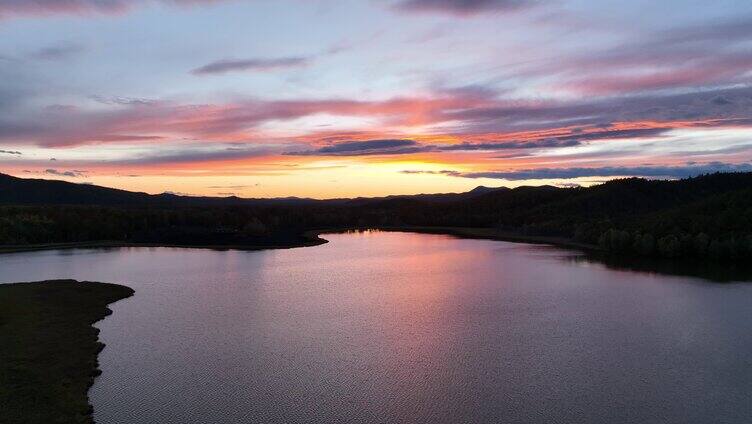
0,173 -> 322,207
0,173 -> 504,206
0,173 -> 154,205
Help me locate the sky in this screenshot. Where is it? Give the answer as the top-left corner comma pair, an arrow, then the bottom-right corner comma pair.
1,0 -> 751,198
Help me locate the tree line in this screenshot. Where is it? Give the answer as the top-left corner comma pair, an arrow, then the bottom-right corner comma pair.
1,172 -> 751,261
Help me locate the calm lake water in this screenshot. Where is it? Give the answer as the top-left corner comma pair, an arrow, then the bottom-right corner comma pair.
2,231 -> 752,423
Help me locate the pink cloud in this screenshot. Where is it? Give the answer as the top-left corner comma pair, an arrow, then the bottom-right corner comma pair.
2,93 -> 491,147
563,52 -> 752,95
0,0 -> 225,19
3,86 -> 752,159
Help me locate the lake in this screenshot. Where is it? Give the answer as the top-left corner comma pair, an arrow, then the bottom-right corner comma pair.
1,231 -> 751,423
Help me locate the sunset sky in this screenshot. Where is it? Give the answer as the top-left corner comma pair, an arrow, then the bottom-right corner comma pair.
1,0 -> 752,198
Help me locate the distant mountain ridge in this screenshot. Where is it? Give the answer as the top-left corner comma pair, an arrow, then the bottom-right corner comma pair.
0,173 -> 505,206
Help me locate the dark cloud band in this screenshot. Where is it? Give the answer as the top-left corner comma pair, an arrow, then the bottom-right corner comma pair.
394,0 -> 534,15
286,139 -> 432,156
192,57 -> 310,75
407,162 -> 752,181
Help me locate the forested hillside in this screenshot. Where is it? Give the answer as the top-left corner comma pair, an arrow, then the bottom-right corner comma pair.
1,172 -> 750,260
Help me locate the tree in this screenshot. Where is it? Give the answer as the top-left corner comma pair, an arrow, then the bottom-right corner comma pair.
243,217 -> 268,236
633,233 -> 655,256
693,233 -> 710,256
657,235 -> 681,258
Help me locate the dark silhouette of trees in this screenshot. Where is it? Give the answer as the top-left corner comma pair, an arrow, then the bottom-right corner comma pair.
1,172 -> 751,261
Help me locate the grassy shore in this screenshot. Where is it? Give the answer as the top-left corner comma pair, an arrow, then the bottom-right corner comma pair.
0,280 -> 134,424
0,232 -> 328,254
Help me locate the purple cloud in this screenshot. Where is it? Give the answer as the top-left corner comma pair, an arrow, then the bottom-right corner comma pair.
292,135 -> 590,157
31,42 -> 85,60
394,0 -> 534,15
285,129 -> 672,157
113,145 -> 275,166
45,168 -> 86,177
439,128 -> 670,151
448,163 -> 752,180
401,169 -> 461,176
191,57 -> 310,75
2,84 -> 751,151
521,16 -> 752,96
287,139 -> 432,156
443,86 -> 752,134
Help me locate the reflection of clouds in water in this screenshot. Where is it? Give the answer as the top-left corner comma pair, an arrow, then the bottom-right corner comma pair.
2,232 -> 751,423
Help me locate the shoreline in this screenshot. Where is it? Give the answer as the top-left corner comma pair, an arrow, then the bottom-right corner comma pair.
0,233 -> 329,254
329,226 -> 600,252
0,280 -> 134,424
0,227 -> 593,255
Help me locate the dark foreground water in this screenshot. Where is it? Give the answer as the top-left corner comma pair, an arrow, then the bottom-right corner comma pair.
1,231 -> 751,423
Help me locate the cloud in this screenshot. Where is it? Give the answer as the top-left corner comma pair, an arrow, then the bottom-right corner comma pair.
112,144 -> 276,166
555,182 -> 581,188
89,95 -> 157,106
440,139 -> 578,151
0,143 -> 284,170
2,83 -> 752,154
0,149 -> 21,155
31,42 -> 85,60
563,55 -> 752,95
394,0 -> 534,15
191,57 -> 310,75
208,185 -> 252,189
448,162 -> 752,181
658,16 -> 752,46
0,0 -> 226,19
400,169 -> 461,176
439,127 -> 670,151
288,126 -> 675,156
442,85 -> 752,134
45,168 -> 86,177
0,93 -> 485,147
287,139 -> 432,156
530,16 -> 752,96
0,0 -> 128,18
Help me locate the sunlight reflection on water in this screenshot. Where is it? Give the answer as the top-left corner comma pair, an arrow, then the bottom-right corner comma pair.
1,231 -> 751,423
